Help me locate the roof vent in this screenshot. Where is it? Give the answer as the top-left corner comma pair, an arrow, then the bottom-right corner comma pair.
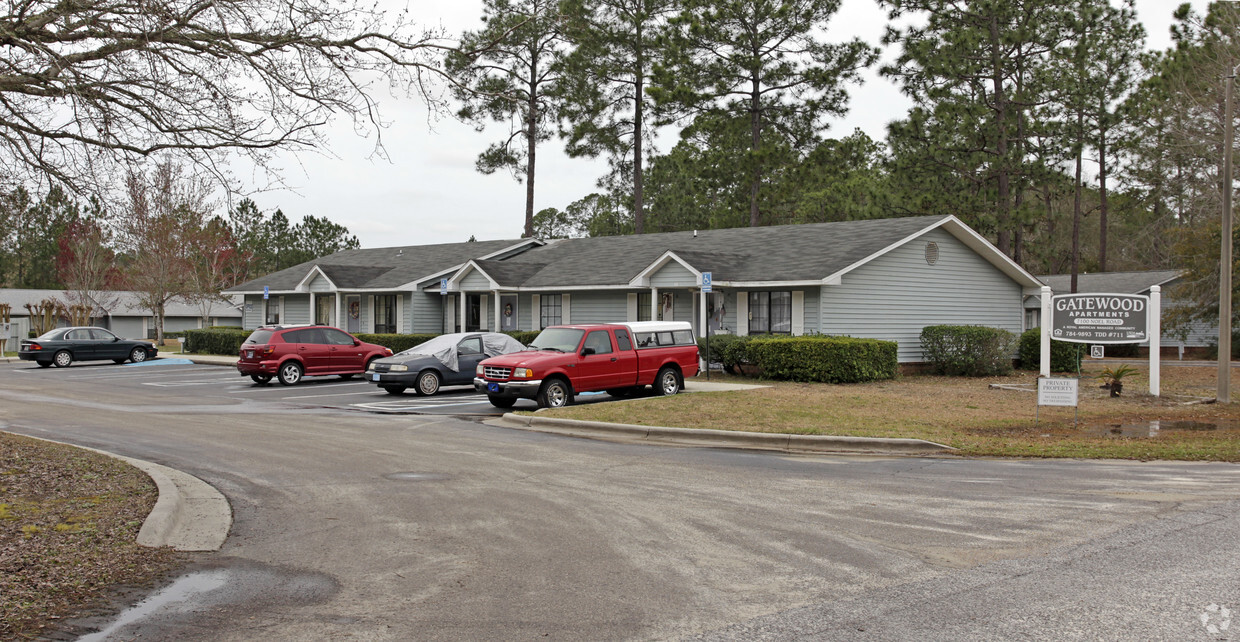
925,242 -> 939,265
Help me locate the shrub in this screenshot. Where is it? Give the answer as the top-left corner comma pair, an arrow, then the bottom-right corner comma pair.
747,335 -> 897,383
697,334 -> 756,373
920,325 -> 1016,376
184,328 -> 250,355
355,333 -> 439,354
1017,328 -> 1083,372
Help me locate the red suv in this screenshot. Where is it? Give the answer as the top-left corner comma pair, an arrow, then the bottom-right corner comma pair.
237,325 -> 393,385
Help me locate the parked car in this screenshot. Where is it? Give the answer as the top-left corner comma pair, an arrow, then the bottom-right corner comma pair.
18,327 -> 158,368
368,332 -> 526,395
474,321 -> 700,408
236,324 -> 392,385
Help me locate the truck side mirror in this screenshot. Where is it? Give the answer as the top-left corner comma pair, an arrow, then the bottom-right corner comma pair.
581,347 -> 596,356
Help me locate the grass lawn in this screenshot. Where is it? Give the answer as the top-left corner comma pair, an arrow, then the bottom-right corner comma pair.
536,362 -> 1240,461
0,433 -> 183,639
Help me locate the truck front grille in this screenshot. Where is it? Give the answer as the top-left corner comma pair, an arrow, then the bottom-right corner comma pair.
483,365 -> 511,380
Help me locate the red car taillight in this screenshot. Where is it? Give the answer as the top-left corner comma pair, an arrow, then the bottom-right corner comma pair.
28,343 -> 42,351
260,346 -> 276,357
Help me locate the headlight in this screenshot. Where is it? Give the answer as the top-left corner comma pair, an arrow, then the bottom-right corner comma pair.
476,364 -> 484,376
513,368 -> 533,378
389,364 -> 408,372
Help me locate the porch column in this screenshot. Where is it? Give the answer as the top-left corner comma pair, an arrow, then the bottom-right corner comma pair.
651,287 -> 659,321
460,293 -> 467,333
309,292 -> 315,325
493,291 -> 501,331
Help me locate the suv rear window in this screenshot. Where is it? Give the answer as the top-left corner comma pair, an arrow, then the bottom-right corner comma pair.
244,330 -> 274,344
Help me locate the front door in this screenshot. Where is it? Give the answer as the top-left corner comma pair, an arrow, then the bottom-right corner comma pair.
500,295 -> 518,332
346,295 -> 361,334
466,295 -> 482,332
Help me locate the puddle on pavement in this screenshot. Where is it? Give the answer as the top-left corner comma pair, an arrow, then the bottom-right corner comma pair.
77,570 -> 228,642
1085,419 -> 1237,438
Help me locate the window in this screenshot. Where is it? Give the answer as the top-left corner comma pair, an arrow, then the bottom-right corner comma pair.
541,294 -> 562,327
374,295 -> 397,334
583,330 -> 613,355
637,293 -> 652,322
324,328 -> 355,346
614,329 -> 632,351
458,337 -> 482,355
749,291 -> 792,334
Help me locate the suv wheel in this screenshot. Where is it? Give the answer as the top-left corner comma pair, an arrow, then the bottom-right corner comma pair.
277,361 -> 304,386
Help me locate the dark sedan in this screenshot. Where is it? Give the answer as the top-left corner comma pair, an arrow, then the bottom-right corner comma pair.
368,332 -> 526,395
19,327 -> 159,368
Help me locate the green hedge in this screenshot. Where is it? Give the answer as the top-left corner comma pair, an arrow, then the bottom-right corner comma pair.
697,334 -> 756,373
746,336 -> 897,383
1017,328 -> 1083,372
355,333 -> 439,353
920,325 -> 1016,376
184,328 -> 250,355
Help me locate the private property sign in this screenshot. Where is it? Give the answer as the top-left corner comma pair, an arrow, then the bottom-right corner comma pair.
1050,293 -> 1149,344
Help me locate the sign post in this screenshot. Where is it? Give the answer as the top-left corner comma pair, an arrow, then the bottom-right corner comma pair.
702,272 -> 712,381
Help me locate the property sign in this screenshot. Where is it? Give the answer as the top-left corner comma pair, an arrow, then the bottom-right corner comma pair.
1050,293 -> 1148,344
1038,377 -> 1079,407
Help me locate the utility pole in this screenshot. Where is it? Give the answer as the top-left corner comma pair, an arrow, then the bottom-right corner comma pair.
1220,64 -> 1237,403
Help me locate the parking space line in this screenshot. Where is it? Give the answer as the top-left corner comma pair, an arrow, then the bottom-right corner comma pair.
228,381 -> 370,393
143,379 -> 250,387
282,389 -> 389,400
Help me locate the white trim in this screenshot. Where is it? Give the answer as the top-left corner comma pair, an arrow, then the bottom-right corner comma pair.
626,293 -> 638,322
792,291 -> 804,336
446,260 -> 501,291
736,294 -> 748,336
294,265 -> 337,292
396,294 -> 404,333
366,295 -> 374,333
493,292 -> 501,331
531,294 -> 541,330
561,294 -> 571,324
480,296 -> 489,331
628,251 -> 703,287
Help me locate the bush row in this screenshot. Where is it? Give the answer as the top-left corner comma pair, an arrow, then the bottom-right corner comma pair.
697,334 -> 897,383
1017,328 -> 1083,372
919,325 -> 1016,377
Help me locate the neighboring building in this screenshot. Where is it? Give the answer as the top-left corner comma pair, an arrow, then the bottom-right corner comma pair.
1030,270 -> 1216,356
0,289 -> 243,342
227,215 -> 1043,363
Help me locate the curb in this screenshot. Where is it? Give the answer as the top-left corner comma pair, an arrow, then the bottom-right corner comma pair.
101,452 -> 232,552
494,414 -> 954,455
14,434 -> 232,552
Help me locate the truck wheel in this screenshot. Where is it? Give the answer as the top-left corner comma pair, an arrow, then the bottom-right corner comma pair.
488,395 -> 516,408
537,379 -> 572,409
655,366 -> 682,396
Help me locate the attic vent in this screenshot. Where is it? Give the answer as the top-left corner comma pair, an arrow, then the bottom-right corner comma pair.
925,242 -> 939,265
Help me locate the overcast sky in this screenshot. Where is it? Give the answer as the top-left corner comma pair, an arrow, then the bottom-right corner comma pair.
239,0 -> 1207,249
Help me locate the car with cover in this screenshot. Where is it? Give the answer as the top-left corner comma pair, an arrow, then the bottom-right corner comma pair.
19,327 -> 159,367
474,321 -> 700,409
367,332 -> 526,395
236,324 -> 392,385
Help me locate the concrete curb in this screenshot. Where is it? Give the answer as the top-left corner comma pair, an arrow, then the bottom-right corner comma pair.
494,414 -> 954,455
101,452 -> 232,552
14,434 -> 232,552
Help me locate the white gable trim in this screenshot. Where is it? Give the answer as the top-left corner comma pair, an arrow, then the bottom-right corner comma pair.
628,251 -> 704,287
446,260 -> 500,290
821,216 -> 1043,289
294,265 -> 338,292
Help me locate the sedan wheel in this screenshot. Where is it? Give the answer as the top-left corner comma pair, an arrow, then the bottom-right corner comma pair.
129,347 -> 148,363
53,350 -> 73,368
415,370 -> 441,396
277,361 -> 304,386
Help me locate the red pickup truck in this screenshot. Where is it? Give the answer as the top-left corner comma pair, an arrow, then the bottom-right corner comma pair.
474,321 -> 700,409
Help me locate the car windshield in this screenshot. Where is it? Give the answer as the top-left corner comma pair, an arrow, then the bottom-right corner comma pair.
528,328 -> 584,352
244,329 -> 274,344
36,329 -> 68,340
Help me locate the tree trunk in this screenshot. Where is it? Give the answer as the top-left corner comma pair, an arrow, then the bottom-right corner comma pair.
1071,110 -> 1084,294
524,54 -> 539,239
749,75 -> 761,228
633,59 -> 645,235
989,14 -> 1011,257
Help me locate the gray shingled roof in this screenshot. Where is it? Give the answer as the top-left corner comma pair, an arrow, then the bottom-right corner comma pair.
484,216 -> 952,286
1038,270 -> 1181,295
0,289 -> 242,318
227,238 -> 525,292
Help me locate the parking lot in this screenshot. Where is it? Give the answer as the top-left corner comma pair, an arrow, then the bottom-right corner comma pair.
3,357 -> 635,415
4,358 -> 553,415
